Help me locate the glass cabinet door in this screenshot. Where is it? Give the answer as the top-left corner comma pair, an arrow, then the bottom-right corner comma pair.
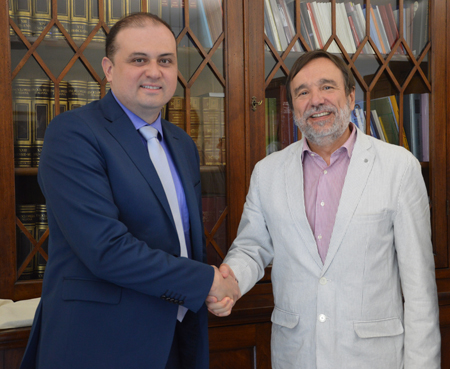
8,0 -> 228,290
259,0 -> 446,266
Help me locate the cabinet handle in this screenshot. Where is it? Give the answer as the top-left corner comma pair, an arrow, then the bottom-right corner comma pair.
251,96 -> 263,111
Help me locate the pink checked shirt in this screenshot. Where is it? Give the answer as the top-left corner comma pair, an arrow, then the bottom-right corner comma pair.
302,123 -> 357,263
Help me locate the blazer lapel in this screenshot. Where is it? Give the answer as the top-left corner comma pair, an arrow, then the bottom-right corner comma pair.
322,129 -> 375,274
285,140 -> 324,270
162,121 -> 204,261
101,93 -> 174,226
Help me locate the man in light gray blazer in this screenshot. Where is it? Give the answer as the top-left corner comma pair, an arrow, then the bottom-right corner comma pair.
207,50 -> 441,368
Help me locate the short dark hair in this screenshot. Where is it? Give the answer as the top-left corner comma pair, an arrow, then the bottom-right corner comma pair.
285,50 -> 355,110
105,13 -> 175,62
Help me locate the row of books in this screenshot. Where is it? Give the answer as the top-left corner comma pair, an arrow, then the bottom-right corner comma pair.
166,94 -> 226,166
9,0 -> 223,49
265,0 -> 428,56
12,78 -> 102,168
351,94 -> 429,161
16,204 -> 48,280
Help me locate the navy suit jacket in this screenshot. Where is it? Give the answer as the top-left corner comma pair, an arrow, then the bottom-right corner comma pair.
20,92 -> 214,369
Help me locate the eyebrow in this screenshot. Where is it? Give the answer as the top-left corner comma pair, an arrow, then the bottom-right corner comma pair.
128,52 -> 176,59
293,78 -> 339,96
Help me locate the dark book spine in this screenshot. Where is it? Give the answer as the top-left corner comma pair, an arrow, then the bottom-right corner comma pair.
34,204 -> 48,279
88,0 -> 106,42
71,0 -> 89,42
15,0 -> 33,37
13,79 -> 33,168
106,0 -> 125,28
55,0 -> 71,39
32,0 -> 51,37
16,204 -> 36,280
87,81 -> 101,103
32,79 -> 51,167
68,80 -> 88,110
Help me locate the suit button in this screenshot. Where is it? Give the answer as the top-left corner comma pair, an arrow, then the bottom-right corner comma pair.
318,314 -> 327,323
179,300 -> 184,305
319,277 -> 327,285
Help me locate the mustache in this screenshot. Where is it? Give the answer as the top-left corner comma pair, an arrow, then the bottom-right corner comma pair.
304,104 -> 338,119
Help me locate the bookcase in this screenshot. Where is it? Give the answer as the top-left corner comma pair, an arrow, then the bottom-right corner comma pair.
1,0 -> 450,368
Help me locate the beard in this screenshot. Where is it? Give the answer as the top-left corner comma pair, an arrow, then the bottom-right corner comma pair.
294,101 -> 352,147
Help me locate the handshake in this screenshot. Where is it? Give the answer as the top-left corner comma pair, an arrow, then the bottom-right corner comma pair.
207,264 -> 241,317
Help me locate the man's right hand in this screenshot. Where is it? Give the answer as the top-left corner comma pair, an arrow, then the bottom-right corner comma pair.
206,264 -> 241,316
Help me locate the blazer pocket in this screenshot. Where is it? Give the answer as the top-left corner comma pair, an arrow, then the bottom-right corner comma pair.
62,278 -> 122,305
354,317 -> 404,338
271,306 -> 300,329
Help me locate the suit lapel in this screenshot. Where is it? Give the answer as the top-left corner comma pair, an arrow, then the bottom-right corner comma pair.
101,93 -> 175,226
322,129 -> 375,274
162,121 -> 204,261
285,140 -> 324,270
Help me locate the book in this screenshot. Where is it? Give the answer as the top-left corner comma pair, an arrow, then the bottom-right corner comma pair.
168,96 -> 186,130
388,95 -> 410,151
306,2 -> 323,49
34,204 -> 48,279
106,0 -> 125,28
420,93 -> 429,162
353,3 -> 374,54
169,0 -> 184,40
370,96 -> 399,145
368,6 -> 385,53
374,6 -> 391,53
403,94 -> 421,159
265,97 -> 280,155
203,0 -> 223,45
268,0 -> 288,50
370,110 -> 386,141
264,0 -> 282,50
32,79 -> 51,167
32,0 -> 51,37
15,0 -> 33,37
88,0 -> 106,42
202,95 -> 225,165
277,0 -> 302,51
9,0 -> 14,37
299,2 -> 317,50
87,81 -> 101,103
336,2 -> 356,54
12,79 -> 33,168
16,204 -> 36,280
68,80 -> 88,110
71,0 -> 89,43
412,0 -> 428,57
54,0 -> 70,40
378,5 -> 395,52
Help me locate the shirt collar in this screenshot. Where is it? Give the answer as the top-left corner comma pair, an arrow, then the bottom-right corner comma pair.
301,122 -> 358,162
112,91 -> 163,138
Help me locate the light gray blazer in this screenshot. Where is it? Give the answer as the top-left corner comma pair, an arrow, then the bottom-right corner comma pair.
225,128 -> 440,369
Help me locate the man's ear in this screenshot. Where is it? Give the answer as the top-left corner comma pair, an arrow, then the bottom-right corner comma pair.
102,57 -> 113,82
348,87 -> 356,111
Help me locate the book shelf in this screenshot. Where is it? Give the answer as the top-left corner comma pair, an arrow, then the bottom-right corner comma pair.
1,0 -> 450,368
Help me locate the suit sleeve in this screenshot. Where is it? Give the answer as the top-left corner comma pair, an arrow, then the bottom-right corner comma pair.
393,154 -> 441,368
38,112 -> 214,312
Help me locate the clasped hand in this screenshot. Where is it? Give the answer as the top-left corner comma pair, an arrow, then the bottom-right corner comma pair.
207,264 -> 241,317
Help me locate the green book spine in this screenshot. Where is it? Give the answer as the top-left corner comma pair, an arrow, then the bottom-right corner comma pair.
32,0 -> 51,36
71,0 -> 89,42
68,80 -> 88,110
13,79 -> 33,168
16,204 -> 36,280
15,0 -> 33,36
34,204 -> 48,279
32,79 -> 51,167
54,0 -> 71,39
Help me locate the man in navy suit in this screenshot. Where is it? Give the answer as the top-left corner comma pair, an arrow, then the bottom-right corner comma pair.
20,13 -> 239,369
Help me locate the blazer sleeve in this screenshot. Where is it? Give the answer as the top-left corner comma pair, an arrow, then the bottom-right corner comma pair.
38,111 -> 214,313
393,154 -> 441,368
224,162 -> 274,295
